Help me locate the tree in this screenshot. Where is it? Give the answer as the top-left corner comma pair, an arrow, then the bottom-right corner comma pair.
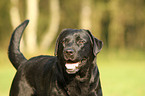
10,0 -> 21,29
79,0 -> 92,30
25,0 -> 39,52
10,0 -> 25,51
40,0 -> 60,50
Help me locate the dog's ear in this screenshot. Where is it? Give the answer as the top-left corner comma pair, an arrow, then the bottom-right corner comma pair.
54,29 -> 68,56
55,33 -> 63,56
54,38 -> 59,56
93,37 -> 103,56
84,30 -> 103,56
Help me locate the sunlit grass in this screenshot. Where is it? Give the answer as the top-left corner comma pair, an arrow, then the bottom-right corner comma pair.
0,50 -> 16,96
98,49 -> 145,96
0,49 -> 145,96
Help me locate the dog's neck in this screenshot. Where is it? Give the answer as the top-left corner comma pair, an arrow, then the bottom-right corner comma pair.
56,56 -> 99,95
75,56 -> 97,82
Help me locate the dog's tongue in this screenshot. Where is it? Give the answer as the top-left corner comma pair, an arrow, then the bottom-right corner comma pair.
65,62 -> 79,70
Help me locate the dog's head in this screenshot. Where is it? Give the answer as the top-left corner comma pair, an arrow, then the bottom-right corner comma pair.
55,29 -> 103,74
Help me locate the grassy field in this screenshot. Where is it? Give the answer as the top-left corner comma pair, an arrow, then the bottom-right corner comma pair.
0,49 -> 145,96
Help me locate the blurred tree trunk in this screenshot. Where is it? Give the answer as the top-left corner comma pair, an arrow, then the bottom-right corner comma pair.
10,0 -> 21,29
91,1 -> 103,39
79,0 -> 92,30
10,0 -> 25,51
25,0 -> 39,53
101,10 -> 110,48
40,0 -> 60,50
108,0 -> 125,49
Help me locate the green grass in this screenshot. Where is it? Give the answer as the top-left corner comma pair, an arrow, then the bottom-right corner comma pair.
0,49 -> 145,96
98,49 -> 145,96
0,50 -> 16,96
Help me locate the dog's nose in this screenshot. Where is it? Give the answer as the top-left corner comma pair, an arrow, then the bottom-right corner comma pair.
64,49 -> 74,56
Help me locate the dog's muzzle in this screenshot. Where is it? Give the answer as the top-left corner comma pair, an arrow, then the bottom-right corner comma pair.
64,58 -> 87,74
63,48 -> 75,60
63,48 -> 88,74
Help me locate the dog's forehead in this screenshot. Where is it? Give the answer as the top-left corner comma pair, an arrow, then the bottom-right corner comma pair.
61,29 -> 90,40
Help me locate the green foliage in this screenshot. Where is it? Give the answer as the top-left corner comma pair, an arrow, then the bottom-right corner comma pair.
59,0 -> 81,29
0,0 -> 12,48
0,0 -> 145,49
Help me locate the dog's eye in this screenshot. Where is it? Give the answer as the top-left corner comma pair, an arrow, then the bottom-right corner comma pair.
62,41 -> 67,46
62,41 -> 65,44
62,39 -> 69,45
77,40 -> 85,44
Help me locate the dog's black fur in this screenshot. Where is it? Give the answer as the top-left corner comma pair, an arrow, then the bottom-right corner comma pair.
8,20 -> 103,96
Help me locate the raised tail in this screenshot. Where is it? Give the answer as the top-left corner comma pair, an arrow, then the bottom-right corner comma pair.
8,20 -> 29,70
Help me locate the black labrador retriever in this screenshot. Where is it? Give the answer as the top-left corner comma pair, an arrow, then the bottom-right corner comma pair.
8,20 -> 103,96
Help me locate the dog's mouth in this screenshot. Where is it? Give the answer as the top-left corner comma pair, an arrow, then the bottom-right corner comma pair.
65,59 -> 87,74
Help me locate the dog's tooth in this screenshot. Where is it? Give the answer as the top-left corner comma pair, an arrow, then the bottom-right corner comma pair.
65,62 -> 79,69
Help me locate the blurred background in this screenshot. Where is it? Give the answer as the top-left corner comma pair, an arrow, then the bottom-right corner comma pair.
0,0 -> 145,96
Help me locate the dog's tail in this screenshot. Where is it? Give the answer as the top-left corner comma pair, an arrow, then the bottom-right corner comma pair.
8,20 -> 29,70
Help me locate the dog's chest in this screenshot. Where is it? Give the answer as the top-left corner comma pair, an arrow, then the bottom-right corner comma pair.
65,80 -> 90,96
